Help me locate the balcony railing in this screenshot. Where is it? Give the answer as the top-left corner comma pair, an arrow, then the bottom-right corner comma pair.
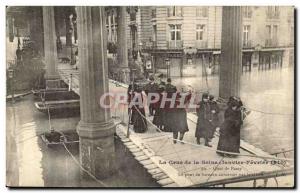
243,40 -> 253,48
142,41 -> 157,49
167,40 -> 183,49
265,39 -> 278,47
196,41 -> 208,48
266,10 -> 280,19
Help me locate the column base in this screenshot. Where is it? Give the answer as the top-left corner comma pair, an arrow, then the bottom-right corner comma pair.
77,120 -> 116,180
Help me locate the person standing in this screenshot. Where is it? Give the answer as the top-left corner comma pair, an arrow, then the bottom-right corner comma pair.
163,78 -> 177,132
130,85 -> 148,133
195,93 -> 212,147
217,97 -> 243,157
152,85 -> 165,131
157,73 -> 166,87
208,94 -> 220,141
144,76 -> 159,116
16,47 -> 22,65
172,91 -> 192,144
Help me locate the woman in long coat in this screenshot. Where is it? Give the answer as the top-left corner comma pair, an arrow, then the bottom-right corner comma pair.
172,91 -> 192,144
195,93 -> 212,147
152,85 -> 165,130
162,78 -> 177,132
217,97 -> 243,157
130,86 -> 148,133
208,94 -> 220,140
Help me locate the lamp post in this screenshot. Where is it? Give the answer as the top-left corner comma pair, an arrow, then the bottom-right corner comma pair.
69,27 -> 75,65
8,68 -> 15,104
165,58 -> 170,78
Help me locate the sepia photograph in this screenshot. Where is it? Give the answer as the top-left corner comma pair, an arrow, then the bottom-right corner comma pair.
5,4 -> 295,188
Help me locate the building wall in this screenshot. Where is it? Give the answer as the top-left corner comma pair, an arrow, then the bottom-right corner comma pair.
106,6 -> 294,76
145,6 -> 294,50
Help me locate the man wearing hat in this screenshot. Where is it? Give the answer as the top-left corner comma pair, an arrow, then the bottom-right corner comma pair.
144,76 -> 159,116
163,78 -> 177,132
157,73 -> 166,87
195,92 -> 213,147
217,96 -> 244,157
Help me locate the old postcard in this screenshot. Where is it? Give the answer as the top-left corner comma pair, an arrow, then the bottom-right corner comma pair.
6,6 -> 295,188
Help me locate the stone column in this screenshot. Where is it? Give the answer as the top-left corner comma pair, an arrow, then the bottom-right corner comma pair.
117,6 -> 130,83
42,7 -> 60,87
76,6 -> 116,180
30,7 -> 44,56
54,7 -> 62,53
219,6 -> 242,99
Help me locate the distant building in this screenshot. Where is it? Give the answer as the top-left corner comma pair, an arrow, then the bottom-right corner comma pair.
112,6 -> 294,77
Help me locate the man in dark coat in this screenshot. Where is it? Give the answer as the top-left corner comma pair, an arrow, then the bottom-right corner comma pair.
130,85 -> 148,133
208,94 -> 220,140
217,97 -> 243,157
152,85 -> 165,131
163,78 -> 177,132
172,91 -> 192,144
195,93 -> 212,147
144,76 -> 159,116
158,73 -> 166,86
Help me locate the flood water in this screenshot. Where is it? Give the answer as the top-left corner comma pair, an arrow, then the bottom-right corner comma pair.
172,67 -> 294,156
6,95 -> 159,187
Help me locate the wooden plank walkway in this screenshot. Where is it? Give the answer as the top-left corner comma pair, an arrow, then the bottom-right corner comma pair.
57,63 -> 293,187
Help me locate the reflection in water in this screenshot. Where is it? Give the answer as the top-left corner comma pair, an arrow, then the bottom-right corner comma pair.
7,96 -> 159,187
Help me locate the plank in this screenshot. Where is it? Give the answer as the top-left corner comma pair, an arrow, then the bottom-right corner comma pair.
135,155 -> 149,161
153,174 -> 169,181
132,151 -> 145,157
127,147 -> 141,153
162,183 -> 179,187
143,163 -> 158,170
157,178 -> 175,186
140,159 -> 153,166
126,144 -> 138,149
148,168 -> 163,175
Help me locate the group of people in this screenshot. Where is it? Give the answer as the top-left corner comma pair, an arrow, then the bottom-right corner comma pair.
127,75 -> 191,144
127,75 -> 244,157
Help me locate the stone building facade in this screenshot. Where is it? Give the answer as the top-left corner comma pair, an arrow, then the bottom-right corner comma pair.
109,6 -> 294,78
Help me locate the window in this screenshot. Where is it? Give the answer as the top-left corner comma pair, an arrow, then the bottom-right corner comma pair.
243,25 -> 250,45
267,6 -> 280,19
153,25 -> 157,41
196,24 -> 205,40
106,26 -> 111,42
266,25 -> 271,37
106,10 -> 118,43
168,6 -> 183,17
106,12 -> 110,26
196,7 -> 208,17
273,25 -> 278,40
151,8 -> 156,18
169,24 -> 181,41
266,25 -> 278,40
243,6 -> 252,18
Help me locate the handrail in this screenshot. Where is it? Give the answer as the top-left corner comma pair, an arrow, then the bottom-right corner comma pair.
189,167 -> 294,187
270,149 -> 294,156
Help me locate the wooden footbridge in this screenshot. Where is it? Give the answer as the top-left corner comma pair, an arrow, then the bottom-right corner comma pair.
57,63 -> 294,188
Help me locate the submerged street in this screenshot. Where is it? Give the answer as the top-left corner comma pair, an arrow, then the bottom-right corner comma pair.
6,95 -> 159,187
173,66 -> 294,155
